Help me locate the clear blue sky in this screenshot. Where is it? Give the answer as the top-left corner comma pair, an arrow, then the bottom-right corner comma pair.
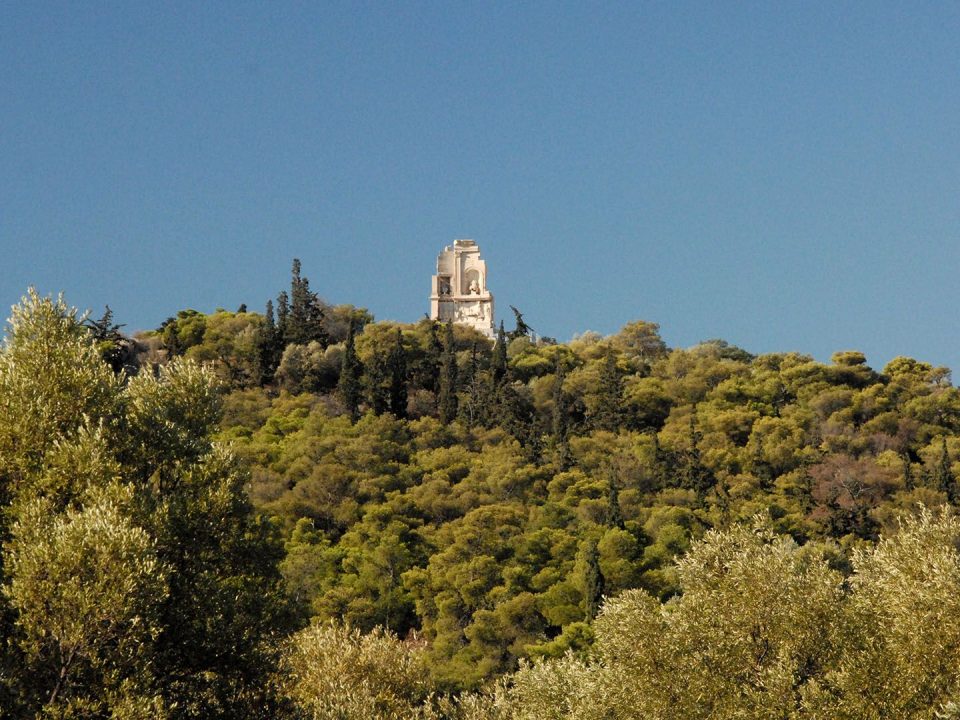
2,2 -> 959,371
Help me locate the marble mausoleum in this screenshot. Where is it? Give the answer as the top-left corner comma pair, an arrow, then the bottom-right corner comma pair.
429,239 -> 495,337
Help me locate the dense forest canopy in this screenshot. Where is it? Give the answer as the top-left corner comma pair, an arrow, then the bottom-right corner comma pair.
6,265 -> 960,718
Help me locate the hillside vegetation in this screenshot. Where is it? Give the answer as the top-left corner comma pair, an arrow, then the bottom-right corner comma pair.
5,267 -> 960,718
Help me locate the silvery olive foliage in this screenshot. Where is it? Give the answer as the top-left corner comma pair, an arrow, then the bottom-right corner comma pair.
495,509 -> 960,720
0,290 -> 291,719
282,509 -> 960,720
282,622 -> 435,720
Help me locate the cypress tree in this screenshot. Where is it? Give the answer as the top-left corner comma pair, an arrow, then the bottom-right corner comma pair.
160,317 -> 181,357
751,434 -> 774,491
552,357 -> 568,439
264,298 -> 275,332
287,258 -> 328,347
936,437 -> 958,503
651,431 -> 671,490
457,343 -> 483,427
338,321 -> 363,422
579,538 -> 605,621
302,291 -> 328,347
902,452 -> 914,491
493,377 -> 540,461
289,258 -> 306,342
256,299 -> 281,385
438,323 -> 459,423
494,380 -> 525,439
364,353 -> 390,415
607,469 -> 624,529
552,357 -> 572,470
715,475 -> 732,524
388,328 -> 408,418
458,343 -> 481,427
276,291 -> 290,345
683,413 -> 715,505
492,321 -> 508,382
419,321 -> 443,394
592,349 -> 623,431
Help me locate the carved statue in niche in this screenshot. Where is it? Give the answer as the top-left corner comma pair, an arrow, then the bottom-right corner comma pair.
468,279 -> 480,294
438,277 -> 451,296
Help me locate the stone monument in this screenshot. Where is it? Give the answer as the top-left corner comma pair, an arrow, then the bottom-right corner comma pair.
429,239 -> 495,337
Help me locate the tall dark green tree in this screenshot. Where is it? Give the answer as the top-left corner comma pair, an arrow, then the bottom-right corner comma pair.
607,470 -> 625,530
493,377 -> 541,463
255,298 -> 282,386
492,321 -> 508,383
902,452 -> 914,491
416,321 -> 443,394
508,305 -> 533,341
276,291 -> 290,344
438,323 -> 459,424
364,352 -> 391,415
83,305 -> 127,373
160,316 -> 181,357
591,350 -> 623,432
683,414 -> 715,505
578,538 -> 605,621
551,358 -> 572,469
460,374 -> 491,430
287,258 -> 328,348
288,258 -> 307,344
338,321 -> 363,422
459,342 -> 478,390
552,358 -> 569,440
751,434 -> 775,491
388,329 -> 408,419
935,437 -> 957,503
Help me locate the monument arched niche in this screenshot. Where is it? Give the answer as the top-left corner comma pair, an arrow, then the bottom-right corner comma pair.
463,268 -> 483,295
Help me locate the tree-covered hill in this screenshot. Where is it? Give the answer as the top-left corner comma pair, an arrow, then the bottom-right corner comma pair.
6,269 -> 960,718
148,262 -> 960,688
